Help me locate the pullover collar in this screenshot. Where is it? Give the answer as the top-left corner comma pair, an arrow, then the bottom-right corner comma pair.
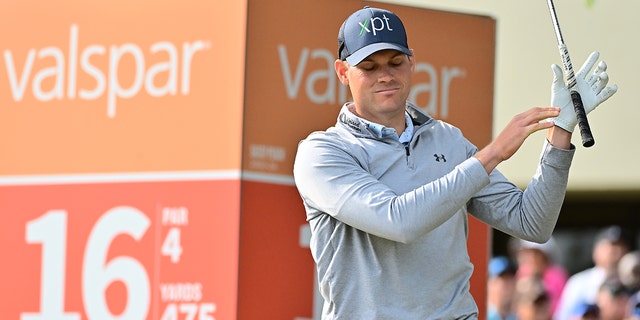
337,102 -> 432,142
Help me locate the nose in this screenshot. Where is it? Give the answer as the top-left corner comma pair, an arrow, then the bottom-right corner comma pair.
377,65 -> 394,82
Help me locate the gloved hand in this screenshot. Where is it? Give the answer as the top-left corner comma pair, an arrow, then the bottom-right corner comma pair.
550,51 -> 618,132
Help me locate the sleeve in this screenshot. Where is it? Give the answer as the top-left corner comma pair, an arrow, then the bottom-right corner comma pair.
293,133 -> 491,243
468,140 -> 575,243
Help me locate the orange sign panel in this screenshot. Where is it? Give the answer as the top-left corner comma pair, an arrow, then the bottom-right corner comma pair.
1,180 -> 241,319
0,0 -> 246,174
243,0 -> 495,176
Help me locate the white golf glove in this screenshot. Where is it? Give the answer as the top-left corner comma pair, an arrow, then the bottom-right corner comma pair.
550,51 -> 618,132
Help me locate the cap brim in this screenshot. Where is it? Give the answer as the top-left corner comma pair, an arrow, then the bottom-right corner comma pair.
345,43 -> 412,66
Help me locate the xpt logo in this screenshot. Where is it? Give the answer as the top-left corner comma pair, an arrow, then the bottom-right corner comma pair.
358,14 -> 393,36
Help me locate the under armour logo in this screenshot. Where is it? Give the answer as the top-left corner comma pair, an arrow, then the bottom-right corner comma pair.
434,154 -> 446,162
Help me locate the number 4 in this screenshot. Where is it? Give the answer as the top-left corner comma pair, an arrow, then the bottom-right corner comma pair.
161,227 -> 183,263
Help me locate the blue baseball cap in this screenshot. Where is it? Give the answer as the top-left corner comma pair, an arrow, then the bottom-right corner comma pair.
338,6 -> 412,66
572,303 -> 599,318
489,256 -> 516,277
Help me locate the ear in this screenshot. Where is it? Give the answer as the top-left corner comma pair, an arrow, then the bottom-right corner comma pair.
409,49 -> 415,73
334,59 -> 349,86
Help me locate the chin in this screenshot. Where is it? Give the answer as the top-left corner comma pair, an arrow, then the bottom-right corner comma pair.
377,99 -> 406,110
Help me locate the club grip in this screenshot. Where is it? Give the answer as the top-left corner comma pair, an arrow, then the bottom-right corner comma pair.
571,90 -> 595,147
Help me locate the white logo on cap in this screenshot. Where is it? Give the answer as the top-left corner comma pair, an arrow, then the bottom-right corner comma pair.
358,14 -> 393,36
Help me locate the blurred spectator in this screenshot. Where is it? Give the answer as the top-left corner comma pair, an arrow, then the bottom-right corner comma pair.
555,226 -> 633,320
570,303 -> 600,320
488,256 -> 518,320
618,251 -> 640,293
514,275 -> 553,320
596,276 -> 631,320
516,237 -> 568,315
618,251 -> 640,319
629,300 -> 640,320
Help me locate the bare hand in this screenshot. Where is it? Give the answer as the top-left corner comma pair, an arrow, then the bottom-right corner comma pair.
474,106 -> 560,173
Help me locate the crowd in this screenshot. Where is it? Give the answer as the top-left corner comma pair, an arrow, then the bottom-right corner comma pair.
488,225 -> 640,320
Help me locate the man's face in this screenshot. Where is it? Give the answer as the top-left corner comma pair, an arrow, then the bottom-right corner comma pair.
517,249 -> 549,276
597,287 -> 629,320
336,49 -> 414,122
594,241 -> 629,270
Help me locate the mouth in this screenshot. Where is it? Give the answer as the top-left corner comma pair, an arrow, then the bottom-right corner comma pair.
375,87 -> 400,95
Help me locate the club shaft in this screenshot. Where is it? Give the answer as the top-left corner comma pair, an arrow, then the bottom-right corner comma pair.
559,44 -> 578,90
547,0 -> 565,45
546,0 -> 595,147
548,0 -> 576,88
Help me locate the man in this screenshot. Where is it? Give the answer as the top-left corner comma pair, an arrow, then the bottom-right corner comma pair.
516,238 -> 568,314
595,276 -> 632,320
555,226 -> 633,320
514,275 -> 553,320
618,251 -> 640,318
488,256 -> 518,320
293,6 -> 617,319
